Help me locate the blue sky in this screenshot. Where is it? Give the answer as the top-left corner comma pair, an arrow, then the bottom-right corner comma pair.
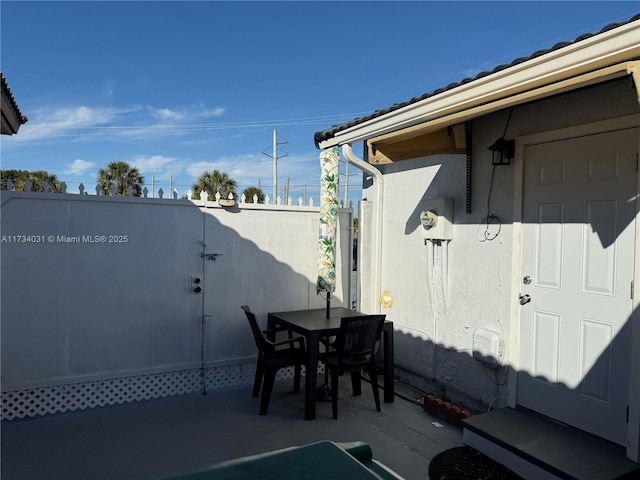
1,1 -> 638,201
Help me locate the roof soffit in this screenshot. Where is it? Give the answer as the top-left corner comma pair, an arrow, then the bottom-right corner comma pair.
366,61 -> 639,158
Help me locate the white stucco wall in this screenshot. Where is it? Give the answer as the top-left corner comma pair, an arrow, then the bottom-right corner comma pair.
0,194 -> 352,391
364,77 -> 638,410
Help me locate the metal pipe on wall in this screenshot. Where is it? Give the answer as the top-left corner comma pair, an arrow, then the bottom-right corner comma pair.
342,144 -> 384,314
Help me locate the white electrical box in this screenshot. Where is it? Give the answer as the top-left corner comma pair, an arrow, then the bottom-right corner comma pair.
420,198 -> 453,240
472,328 -> 503,367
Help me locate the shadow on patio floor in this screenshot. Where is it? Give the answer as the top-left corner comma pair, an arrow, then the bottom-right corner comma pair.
1,376 -> 463,480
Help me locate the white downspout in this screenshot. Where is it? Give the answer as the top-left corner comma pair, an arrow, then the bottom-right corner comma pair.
342,144 -> 384,314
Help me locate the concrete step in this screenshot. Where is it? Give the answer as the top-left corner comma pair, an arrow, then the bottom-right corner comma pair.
462,408 -> 640,480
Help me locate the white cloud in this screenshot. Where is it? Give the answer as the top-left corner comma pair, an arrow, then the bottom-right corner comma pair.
10,102 -> 226,145
151,108 -> 186,122
186,154 -> 267,180
131,154 -> 186,182
198,104 -> 225,118
65,159 -> 96,175
148,103 -> 225,123
16,105 -> 120,141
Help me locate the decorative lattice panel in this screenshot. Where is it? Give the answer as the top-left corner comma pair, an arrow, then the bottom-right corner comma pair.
1,363 -> 260,421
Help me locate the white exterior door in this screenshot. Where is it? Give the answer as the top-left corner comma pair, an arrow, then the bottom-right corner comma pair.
518,127 -> 638,446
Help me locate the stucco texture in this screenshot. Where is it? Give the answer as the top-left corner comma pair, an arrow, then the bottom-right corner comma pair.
365,78 -> 638,411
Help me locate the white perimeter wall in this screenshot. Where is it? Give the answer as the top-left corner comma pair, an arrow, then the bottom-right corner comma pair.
0,194 -> 352,392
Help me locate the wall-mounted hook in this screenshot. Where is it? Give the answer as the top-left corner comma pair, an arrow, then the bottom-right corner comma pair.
201,253 -> 223,261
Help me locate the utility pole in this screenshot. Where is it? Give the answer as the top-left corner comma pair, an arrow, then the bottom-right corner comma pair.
263,130 -> 288,201
341,160 -> 360,207
272,130 -> 277,200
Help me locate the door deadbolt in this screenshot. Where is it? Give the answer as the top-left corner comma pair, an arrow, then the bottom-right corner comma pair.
523,275 -> 532,285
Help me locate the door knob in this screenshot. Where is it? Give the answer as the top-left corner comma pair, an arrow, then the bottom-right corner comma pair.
519,294 -> 531,305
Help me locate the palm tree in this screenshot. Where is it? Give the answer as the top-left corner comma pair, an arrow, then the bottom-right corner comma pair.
191,170 -> 237,201
97,161 -> 144,196
30,170 -> 63,192
0,169 -> 63,192
242,186 -> 265,204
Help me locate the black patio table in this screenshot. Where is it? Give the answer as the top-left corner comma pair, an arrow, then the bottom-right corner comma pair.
267,307 -> 394,420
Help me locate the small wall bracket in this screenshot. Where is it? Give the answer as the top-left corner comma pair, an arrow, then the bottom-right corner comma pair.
201,253 -> 223,261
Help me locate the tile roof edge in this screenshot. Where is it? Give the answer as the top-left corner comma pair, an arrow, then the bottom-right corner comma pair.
314,13 -> 640,148
1,72 -> 28,125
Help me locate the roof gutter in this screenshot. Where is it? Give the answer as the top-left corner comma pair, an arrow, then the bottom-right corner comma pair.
319,20 -> 640,149
342,144 -> 383,314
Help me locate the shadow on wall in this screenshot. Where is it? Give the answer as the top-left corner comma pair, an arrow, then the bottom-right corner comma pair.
392,309 -> 636,449
0,195 -> 350,389
1,190 -> 637,450
372,129 -> 638,449
199,209 -> 351,363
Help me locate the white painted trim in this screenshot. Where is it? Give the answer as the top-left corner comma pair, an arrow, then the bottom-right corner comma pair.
0,190 -> 200,207
507,139 -> 526,409
0,357 -> 256,393
0,190 -> 334,213
1,362 -> 260,420
629,125 -> 640,463
510,113 -> 640,461
319,21 -> 639,148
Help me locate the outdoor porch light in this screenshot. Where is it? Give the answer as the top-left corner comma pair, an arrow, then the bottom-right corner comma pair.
488,137 -> 515,166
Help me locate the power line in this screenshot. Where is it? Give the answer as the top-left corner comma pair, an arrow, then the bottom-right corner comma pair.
15,112 -> 371,139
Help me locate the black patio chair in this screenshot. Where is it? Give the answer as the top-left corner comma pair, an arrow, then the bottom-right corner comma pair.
241,305 -> 305,415
320,314 -> 386,419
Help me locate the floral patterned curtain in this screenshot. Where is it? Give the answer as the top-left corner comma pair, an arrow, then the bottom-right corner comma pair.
316,146 -> 339,295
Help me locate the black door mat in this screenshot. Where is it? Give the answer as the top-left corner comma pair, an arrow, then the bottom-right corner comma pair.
429,446 -> 522,480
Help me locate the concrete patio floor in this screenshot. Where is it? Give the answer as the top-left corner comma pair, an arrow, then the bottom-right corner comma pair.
1,376 -> 463,480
